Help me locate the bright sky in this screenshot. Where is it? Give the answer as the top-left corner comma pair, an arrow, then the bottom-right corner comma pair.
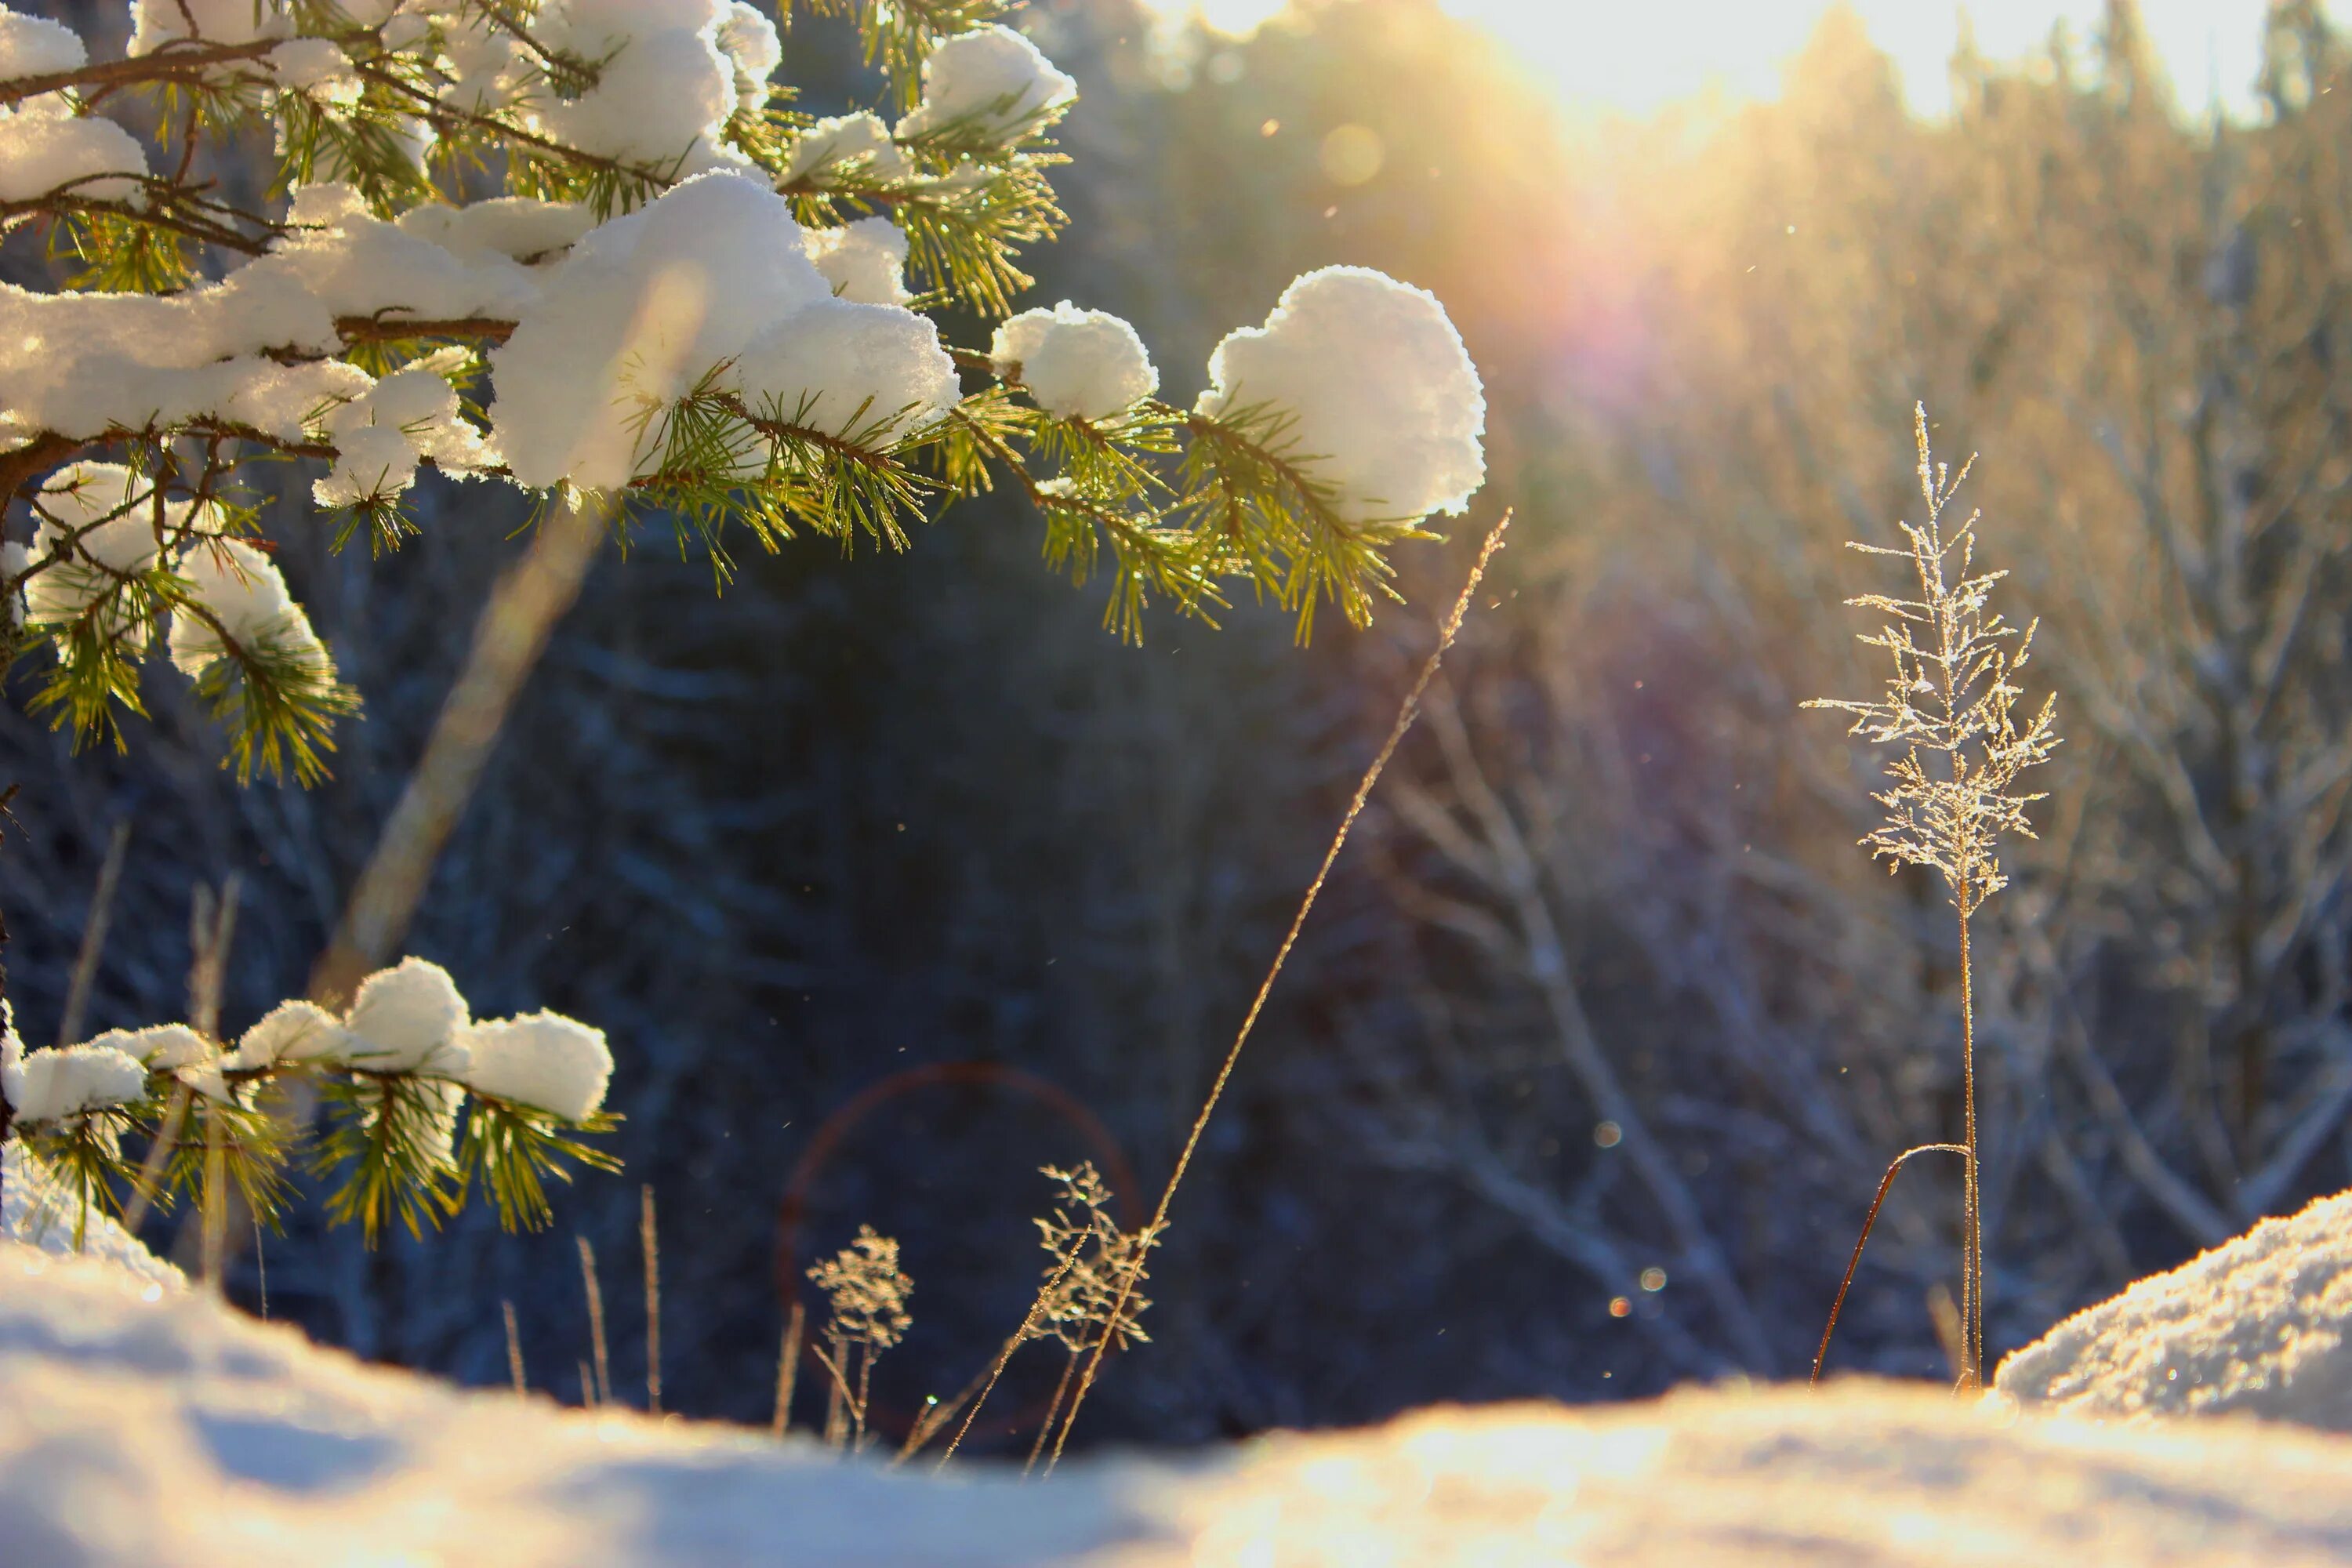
1152,1 -> 2292,119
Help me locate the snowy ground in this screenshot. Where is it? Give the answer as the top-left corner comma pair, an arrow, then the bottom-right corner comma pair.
5,1179 -> 2352,1566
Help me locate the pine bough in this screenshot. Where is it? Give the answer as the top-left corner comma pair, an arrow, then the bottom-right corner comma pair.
0,0 -> 1488,1253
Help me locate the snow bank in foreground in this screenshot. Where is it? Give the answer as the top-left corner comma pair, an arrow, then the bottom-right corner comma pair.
1998,1188 -> 2352,1432
2,1145 -> 182,1292
5,1240 -> 2352,1566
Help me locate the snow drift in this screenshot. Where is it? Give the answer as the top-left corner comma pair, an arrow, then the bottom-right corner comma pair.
6,1195 -> 2352,1566
1997,1187 -> 2352,1432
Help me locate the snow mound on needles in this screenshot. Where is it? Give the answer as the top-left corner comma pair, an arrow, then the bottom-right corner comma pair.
5,1233 -> 2352,1565
1998,1187 -> 2352,1432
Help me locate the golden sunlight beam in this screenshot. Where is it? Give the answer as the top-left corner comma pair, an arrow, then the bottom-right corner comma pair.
1147,0 -> 2294,120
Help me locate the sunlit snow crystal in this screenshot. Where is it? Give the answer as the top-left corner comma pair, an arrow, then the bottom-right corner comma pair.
896,25 -> 1076,141
991,302 -> 1157,422
488,172 -> 840,489
1197,266 -> 1485,524
343,958 -> 470,1074
0,6 -> 86,78
462,1013 -> 613,1123
803,217 -> 911,307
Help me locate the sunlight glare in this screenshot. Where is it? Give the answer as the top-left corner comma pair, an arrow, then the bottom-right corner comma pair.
1146,0 -> 2296,120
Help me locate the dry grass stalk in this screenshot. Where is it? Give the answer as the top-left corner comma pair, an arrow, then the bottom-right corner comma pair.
1044,511 -> 1513,1471
503,1299 -> 528,1395
641,1184 -> 661,1414
935,1162 -> 1151,1471
1806,407 -> 2059,1388
577,1234 -> 611,1407
771,1299 -> 804,1437
54,818 -> 129,1049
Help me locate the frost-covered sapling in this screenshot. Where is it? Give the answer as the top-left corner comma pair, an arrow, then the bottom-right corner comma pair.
1806,407 -> 2061,1389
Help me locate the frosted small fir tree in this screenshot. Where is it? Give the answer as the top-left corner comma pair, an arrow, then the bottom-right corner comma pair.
1806,407 -> 2060,1391
0,5 -> 1486,1261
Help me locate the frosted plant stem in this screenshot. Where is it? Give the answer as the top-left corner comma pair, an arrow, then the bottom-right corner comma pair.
1044,512 -> 1512,1473
1959,913 -> 1982,1391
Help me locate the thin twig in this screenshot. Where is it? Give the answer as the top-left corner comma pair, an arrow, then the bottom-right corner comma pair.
1044,512 -> 1512,1471
1810,1142 -> 1970,1385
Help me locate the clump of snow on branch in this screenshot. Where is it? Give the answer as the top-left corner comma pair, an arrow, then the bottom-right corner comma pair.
395,198 -> 596,265
165,539 -> 334,699
489,172 -> 953,487
0,1033 -> 145,1130
716,0 -> 781,114
804,217 -> 912,307
0,94 -> 148,202
784,111 -> 909,184
532,0 -> 748,173
992,301 -> 1158,421
317,366 -> 496,506
129,0 -> 290,54
24,463 -> 177,639
223,1000 -> 350,1072
731,299 -> 958,442
1198,266 -> 1486,523
266,37 -> 359,107
897,24 -> 1076,140
1996,1187 -> 2352,1433
343,957 -> 471,1075
0,5 -> 85,78
460,1014 -> 613,1123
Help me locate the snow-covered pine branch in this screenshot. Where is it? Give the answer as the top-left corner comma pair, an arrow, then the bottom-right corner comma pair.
0,0 -> 1488,776
1,956 -> 616,1247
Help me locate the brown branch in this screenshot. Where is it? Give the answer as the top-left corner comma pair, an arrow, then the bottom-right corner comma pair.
334,314 -> 516,346
1811,1143 -> 1972,1386
0,39 -> 278,107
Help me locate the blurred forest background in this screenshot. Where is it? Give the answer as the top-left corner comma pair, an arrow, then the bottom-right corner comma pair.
7,0 -> 2352,1451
